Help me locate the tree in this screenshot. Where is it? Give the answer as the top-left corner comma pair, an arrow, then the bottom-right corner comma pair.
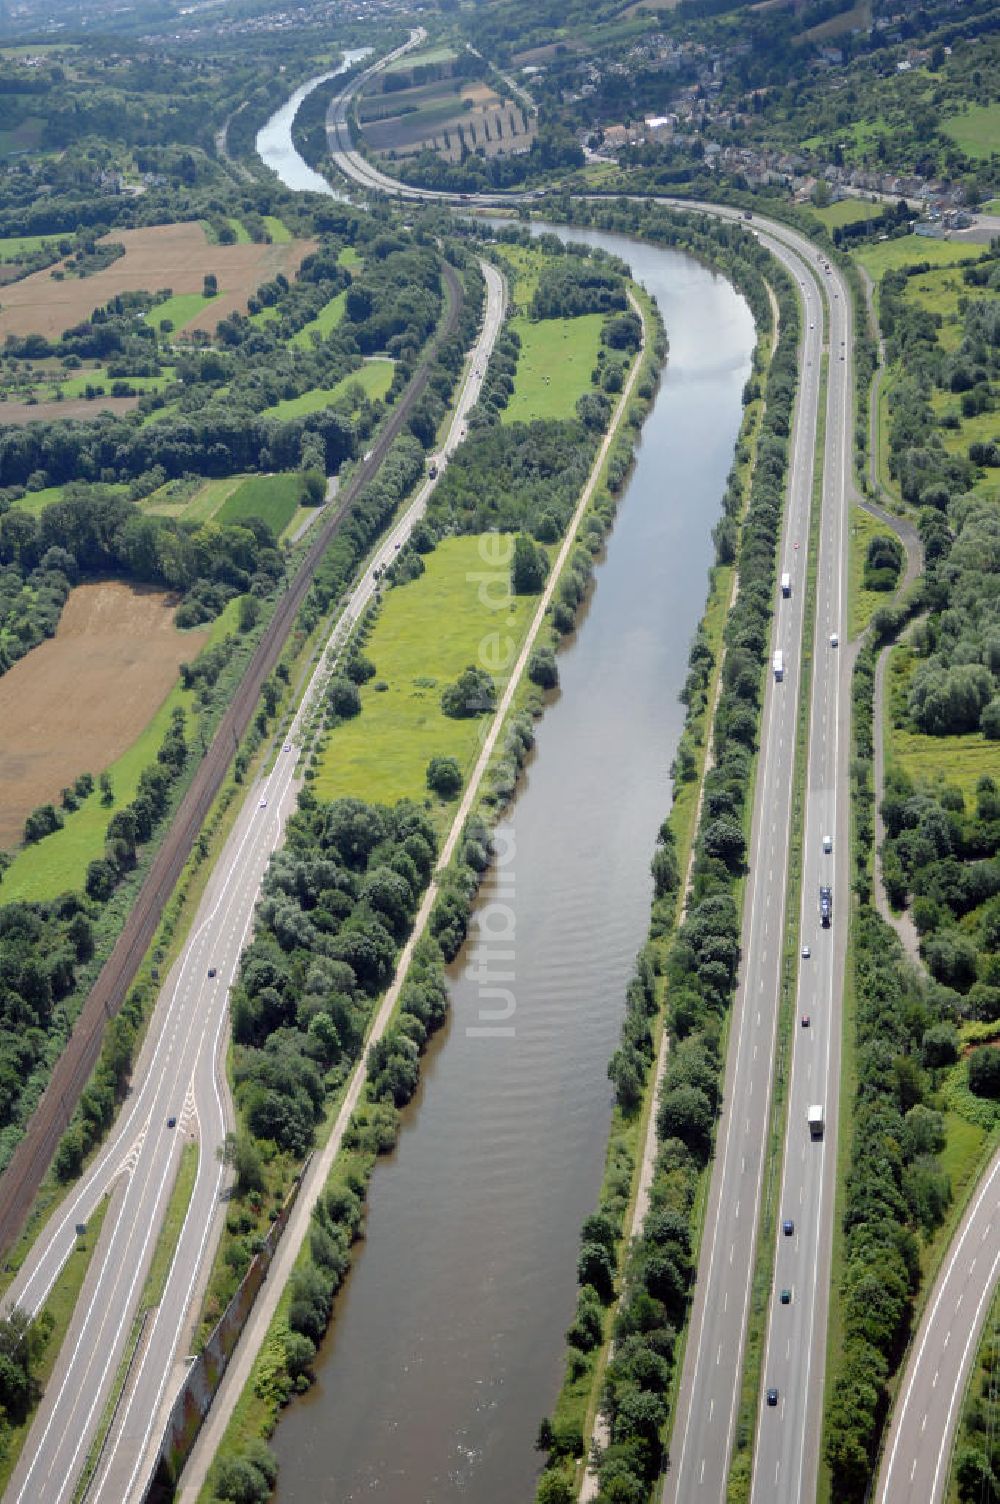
426,756 -> 462,797
968,1047 -> 1000,1099
203,273 -> 218,297
218,1130 -> 265,1194
657,1084 -> 714,1161
528,647 -> 558,689
327,676 -> 361,719
511,533 -> 548,595
441,665 -> 495,719
23,803 -> 62,844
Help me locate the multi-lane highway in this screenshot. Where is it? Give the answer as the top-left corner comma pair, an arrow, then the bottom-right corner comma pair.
662,228 -> 848,1504
1,261 -> 505,1504
878,1145 -> 1000,1504
320,67 -> 862,1501
749,239 -> 852,1504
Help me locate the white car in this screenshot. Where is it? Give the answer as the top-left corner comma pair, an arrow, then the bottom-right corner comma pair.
259,798 -> 268,809
283,743 -> 292,752
830,632 -> 839,648
801,944 -> 811,959
823,835 -> 832,853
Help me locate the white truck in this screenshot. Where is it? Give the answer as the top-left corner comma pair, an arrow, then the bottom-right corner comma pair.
781,571 -> 791,599
773,649 -> 784,682
808,1104 -> 825,1139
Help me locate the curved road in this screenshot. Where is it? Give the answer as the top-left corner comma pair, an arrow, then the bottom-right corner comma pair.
1,261 -> 501,1504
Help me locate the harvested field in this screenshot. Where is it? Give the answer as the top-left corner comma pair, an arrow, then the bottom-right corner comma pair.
0,222 -> 316,342
0,395 -> 139,426
0,580 -> 206,848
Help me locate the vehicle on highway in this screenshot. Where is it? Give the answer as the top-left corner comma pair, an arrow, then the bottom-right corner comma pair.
767,1388 -> 779,1406
801,944 -> 810,958
783,1219 -> 795,1236
773,649 -> 784,682
781,571 -> 791,598
808,1103 -> 825,1139
284,743 -> 292,752
820,884 -> 832,927
801,1015 -> 810,1027
259,798 -> 268,809
208,967 -> 217,978
822,834 -> 832,852
428,461 -> 438,478
167,1117 -> 177,1129
830,631 -> 839,647
780,1289 -> 792,1305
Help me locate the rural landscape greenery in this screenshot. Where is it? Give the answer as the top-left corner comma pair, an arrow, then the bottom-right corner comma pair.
0,0 -> 996,1502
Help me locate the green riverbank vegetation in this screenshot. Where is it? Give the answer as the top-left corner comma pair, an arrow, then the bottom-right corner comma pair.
529,204 -> 800,1504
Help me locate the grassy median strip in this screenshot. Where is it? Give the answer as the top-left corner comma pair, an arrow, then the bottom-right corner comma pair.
0,1197 -> 110,1497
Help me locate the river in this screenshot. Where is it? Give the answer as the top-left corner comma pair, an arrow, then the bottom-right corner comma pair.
259,88 -> 755,1504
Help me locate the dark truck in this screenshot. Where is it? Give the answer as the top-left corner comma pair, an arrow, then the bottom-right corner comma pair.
820,885 -> 832,927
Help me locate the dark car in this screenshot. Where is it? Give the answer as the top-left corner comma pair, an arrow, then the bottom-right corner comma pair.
783,1218 -> 795,1236
780,1288 -> 792,1305
801,1015 -> 811,1027
208,968 -> 217,978
767,1388 -> 779,1406
167,1116 -> 177,1129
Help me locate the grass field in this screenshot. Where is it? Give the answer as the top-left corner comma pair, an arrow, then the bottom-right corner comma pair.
216,472 -> 304,536
153,292 -> 214,332
226,218 -> 252,244
886,646 -> 998,802
382,43 -> 457,72
290,290 -> 347,348
0,232 -> 59,261
12,481 -> 129,516
248,304 -> 280,328
176,475 -> 245,523
853,235 -> 982,280
338,246 -> 362,269
504,313 -> 604,423
811,198 -> 884,229
904,266 -> 974,351
314,535 -> 539,818
848,505 -> 900,637
0,598 -> 236,902
260,359 -> 393,419
942,102 -> 1000,160
49,365 -> 174,398
263,215 -> 291,243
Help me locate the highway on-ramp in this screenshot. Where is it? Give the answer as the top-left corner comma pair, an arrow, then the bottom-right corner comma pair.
1,261 -> 505,1504
877,1144 -> 1000,1504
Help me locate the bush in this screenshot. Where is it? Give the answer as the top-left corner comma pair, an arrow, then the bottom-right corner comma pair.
441,665 -> 496,718
968,1047 -> 1000,1099
426,755 -> 462,797
528,647 -> 558,689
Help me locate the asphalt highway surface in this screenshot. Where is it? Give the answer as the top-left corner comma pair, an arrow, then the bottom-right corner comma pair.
1,261 -> 503,1504
877,1143 -> 1000,1504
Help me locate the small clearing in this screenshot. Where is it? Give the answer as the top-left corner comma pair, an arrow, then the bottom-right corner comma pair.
0,581 -> 206,849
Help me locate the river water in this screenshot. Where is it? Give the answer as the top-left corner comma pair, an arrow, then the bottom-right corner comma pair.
255,50 -> 371,197
259,91 -> 755,1504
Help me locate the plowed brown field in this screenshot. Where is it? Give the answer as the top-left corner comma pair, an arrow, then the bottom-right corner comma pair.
0,395 -> 139,425
0,222 -> 316,341
0,580 -> 206,847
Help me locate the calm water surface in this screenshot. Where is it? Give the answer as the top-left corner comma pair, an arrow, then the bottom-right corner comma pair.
261,114 -> 755,1503
256,50 -> 370,196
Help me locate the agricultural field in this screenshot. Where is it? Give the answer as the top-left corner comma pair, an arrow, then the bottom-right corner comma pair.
0,222 -> 316,341
0,580 -> 207,858
0,394 -> 140,424
216,472 -> 306,535
0,233 -> 59,263
259,358 -> 394,419
358,56 -> 535,163
314,535 -> 539,819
